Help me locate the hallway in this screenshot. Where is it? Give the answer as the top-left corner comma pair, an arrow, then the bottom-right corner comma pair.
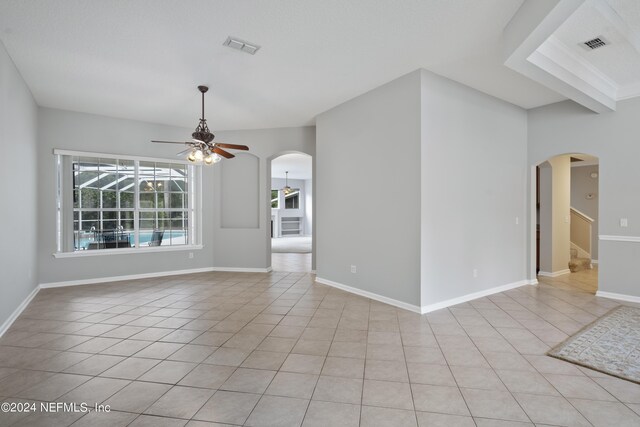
538,266 -> 598,294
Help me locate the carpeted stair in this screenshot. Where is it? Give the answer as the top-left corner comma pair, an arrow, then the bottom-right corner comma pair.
568,248 -> 591,273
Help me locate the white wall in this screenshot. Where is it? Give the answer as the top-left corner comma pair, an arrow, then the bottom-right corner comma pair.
528,98 -> 640,297
213,127 -> 315,269
419,69 -> 528,307
316,70 -> 422,306
0,42 -> 39,328
304,179 -> 313,236
571,164 -> 599,260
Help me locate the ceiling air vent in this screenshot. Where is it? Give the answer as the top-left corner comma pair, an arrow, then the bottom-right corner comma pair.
223,36 -> 261,55
582,36 -> 609,50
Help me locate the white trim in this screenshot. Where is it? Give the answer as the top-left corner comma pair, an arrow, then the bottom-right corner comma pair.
617,81 -> 640,100
39,266 -> 274,289
600,235 -> 640,243
39,267 -> 217,289
570,242 -> 591,260
591,259 -> 598,264
210,267 -> 272,273
53,244 -> 204,258
315,277 -> 423,314
420,280 -> 533,314
53,148 -> 192,165
538,269 -> 571,277
503,0 -> 614,113
0,286 -> 40,337
596,291 -> 640,304
315,277 -> 533,315
570,206 -> 594,223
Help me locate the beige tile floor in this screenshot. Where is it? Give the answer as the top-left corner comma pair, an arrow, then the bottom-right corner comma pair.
1,270 -> 639,426
538,266 -> 599,294
271,253 -> 312,273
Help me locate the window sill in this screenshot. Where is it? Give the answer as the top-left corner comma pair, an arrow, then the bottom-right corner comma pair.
53,244 -> 204,258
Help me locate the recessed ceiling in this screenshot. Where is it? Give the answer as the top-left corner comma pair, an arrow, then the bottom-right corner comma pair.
0,0 -> 565,131
272,154 -> 312,180
507,0 -> 640,113
553,0 -> 640,92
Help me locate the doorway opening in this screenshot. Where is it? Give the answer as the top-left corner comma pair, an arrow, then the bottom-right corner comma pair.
270,153 -> 313,272
535,153 -> 599,293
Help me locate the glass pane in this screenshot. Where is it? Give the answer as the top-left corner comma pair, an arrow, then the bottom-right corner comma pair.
120,191 -> 134,209
271,190 -> 279,208
120,211 -> 135,230
156,193 -> 167,209
80,188 -> 100,208
139,193 -> 155,209
102,190 -> 117,208
139,220 -> 156,231
169,193 -> 184,209
285,193 -> 299,209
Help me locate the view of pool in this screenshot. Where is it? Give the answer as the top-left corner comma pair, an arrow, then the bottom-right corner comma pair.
75,230 -> 187,250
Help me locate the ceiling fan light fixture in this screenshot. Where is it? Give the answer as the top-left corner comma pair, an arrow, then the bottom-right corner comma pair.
151,86 -> 249,165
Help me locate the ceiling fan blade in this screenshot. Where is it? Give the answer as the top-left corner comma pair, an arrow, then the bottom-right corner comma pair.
216,143 -> 249,151
151,140 -> 189,144
213,147 -> 235,159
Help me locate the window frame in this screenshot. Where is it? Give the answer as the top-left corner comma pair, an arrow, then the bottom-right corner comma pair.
53,149 -> 203,258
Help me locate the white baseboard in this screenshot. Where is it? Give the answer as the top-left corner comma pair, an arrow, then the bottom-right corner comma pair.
210,267 -> 272,273
595,291 -> 640,303
420,280 -> 533,314
0,286 -> 40,337
315,277 -> 423,314
315,277 -> 532,315
538,269 -> 571,277
39,266 -> 273,289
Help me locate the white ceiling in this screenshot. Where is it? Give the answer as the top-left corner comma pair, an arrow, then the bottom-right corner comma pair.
0,0 -> 566,131
554,0 -> 640,90
272,154 -> 312,180
517,0 -> 640,112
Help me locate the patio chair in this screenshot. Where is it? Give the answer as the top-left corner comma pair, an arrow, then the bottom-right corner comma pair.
148,230 -> 164,246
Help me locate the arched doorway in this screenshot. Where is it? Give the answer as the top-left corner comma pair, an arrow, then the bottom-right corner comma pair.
268,152 -> 314,272
533,153 -> 599,293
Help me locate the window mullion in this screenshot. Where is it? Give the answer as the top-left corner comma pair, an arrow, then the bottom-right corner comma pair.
134,160 -> 140,248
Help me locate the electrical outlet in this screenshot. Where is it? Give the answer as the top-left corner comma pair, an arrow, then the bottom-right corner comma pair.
189,252 -> 194,259
473,269 -> 478,278
515,216 -> 519,225
620,218 -> 628,227
350,265 -> 357,273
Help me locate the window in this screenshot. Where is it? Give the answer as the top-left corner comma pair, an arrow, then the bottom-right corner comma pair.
271,190 -> 279,208
56,151 -> 199,253
285,191 -> 299,209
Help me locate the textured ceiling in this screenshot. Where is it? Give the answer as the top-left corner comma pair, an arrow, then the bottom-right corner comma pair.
0,0 -> 566,131
272,154 -> 312,180
553,0 -> 640,88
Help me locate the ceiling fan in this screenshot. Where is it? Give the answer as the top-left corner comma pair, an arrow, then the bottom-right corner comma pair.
151,85 -> 249,165
281,171 -> 300,195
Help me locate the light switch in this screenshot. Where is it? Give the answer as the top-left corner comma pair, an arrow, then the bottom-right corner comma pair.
620,218 -> 628,227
